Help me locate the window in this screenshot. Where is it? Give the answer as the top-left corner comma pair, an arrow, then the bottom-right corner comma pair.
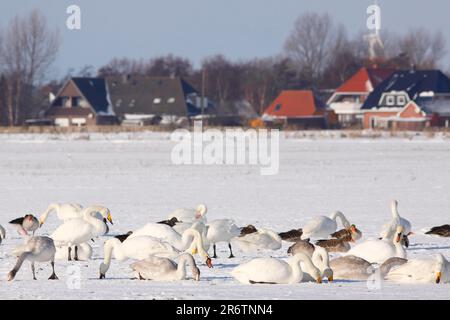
167,97 -> 176,104
275,104 -> 282,111
397,95 -> 406,105
153,98 -> 161,104
386,95 -> 395,106
72,97 -> 82,107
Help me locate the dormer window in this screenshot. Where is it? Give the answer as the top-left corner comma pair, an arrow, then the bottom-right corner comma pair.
397,95 -> 406,106
386,96 -> 395,106
153,98 -> 161,104
167,97 -> 176,104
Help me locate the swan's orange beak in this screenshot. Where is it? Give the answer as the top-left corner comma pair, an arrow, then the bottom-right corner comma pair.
436,272 -> 441,284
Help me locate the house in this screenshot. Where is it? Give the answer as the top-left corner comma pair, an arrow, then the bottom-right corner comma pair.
107,75 -> 214,126
327,67 -> 394,127
262,90 -> 337,129
361,70 -> 450,130
45,77 -> 117,126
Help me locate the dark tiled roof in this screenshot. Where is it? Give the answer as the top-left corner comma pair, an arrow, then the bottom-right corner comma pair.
71,78 -> 112,114
362,70 -> 450,110
107,76 -> 205,118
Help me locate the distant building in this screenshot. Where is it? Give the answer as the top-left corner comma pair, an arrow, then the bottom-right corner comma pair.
327,67 -> 394,127
45,77 -> 117,126
262,90 -> 337,129
107,75 -> 214,126
361,70 -> 450,130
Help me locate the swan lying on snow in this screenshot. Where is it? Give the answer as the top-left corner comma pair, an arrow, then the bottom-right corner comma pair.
329,255 -> 375,280
130,253 -> 201,281
99,235 -> 213,279
8,236 -> 58,281
0,225 -> 5,244
301,211 -> 352,240
380,200 -> 412,246
385,254 -> 450,284
231,253 -> 322,284
346,226 -> 407,264
168,204 -> 207,224
232,228 -> 282,252
9,214 -> 39,236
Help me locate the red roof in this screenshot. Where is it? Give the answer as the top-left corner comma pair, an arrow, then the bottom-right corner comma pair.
336,68 -> 394,93
263,90 -> 327,118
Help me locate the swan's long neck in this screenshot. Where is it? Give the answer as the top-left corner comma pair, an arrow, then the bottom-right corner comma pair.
330,211 -> 350,228
312,247 -> 330,272
182,229 -> 209,258
393,237 -> 406,259
288,253 -> 315,283
176,253 -> 195,280
391,201 -> 400,219
83,209 -> 106,235
40,203 -> 59,224
102,239 -> 123,269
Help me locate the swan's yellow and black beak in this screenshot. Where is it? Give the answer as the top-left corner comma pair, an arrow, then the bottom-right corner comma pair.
191,247 -> 198,255
436,272 -> 442,284
107,213 -> 113,225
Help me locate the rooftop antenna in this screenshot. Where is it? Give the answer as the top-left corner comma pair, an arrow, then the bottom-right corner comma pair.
364,0 -> 384,61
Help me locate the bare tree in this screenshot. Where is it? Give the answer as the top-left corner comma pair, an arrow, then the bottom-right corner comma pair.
0,9 -> 60,125
284,13 -> 346,86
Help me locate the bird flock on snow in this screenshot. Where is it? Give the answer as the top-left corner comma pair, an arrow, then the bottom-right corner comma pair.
0,200 -> 449,285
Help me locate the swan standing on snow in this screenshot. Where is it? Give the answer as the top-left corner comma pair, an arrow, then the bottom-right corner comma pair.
51,207 -> 111,261
168,204 -> 208,224
346,226 -> 407,264
205,219 -> 241,258
9,214 -> 39,236
130,253 -> 201,281
128,223 -> 210,258
380,200 -> 412,246
99,235 -> 213,279
55,242 -> 93,261
0,225 -> 5,244
301,211 -> 351,240
231,253 -> 322,284
385,254 -> 449,284
232,228 -> 282,252
8,236 -> 58,281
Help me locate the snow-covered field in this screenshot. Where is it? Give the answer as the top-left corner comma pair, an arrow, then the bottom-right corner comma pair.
0,132 -> 449,300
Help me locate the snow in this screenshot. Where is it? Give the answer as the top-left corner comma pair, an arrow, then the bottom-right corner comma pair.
0,132 -> 449,300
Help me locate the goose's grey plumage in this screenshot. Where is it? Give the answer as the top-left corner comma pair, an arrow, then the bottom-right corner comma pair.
9,214 -> 39,236
329,255 -> 375,280
287,239 -> 315,257
426,225 -> 450,238
379,257 -> 408,277
315,238 -> 351,253
278,229 -> 303,242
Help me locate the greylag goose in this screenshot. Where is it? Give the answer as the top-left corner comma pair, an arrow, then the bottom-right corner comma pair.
9,214 -> 39,236
287,238 -> 315,257
278,229 -> 303,242
425,225 -> 450,237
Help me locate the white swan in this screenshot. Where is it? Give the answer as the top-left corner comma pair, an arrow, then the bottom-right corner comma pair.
168,204 -> 207,224
130,253 -> 201,281
380,200 -> 412,240
231,253 -> 322,284
385,254 -> 449,284
99,235 -> 213,279
51,207 -> 109,260
128,223 -> 210,258
8,236 -> 58,281
232,228 -> 282,252
55,242 -> 93,261
305,246 -> 333,282
0,225 -> 5,244
301,211 -> 351,240
205,219 -> 241,258
346,226 -> 406,264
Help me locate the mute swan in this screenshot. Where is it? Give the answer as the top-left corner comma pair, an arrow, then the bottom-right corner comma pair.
426,225 -> 450,237
168,204 -> 207,224
346,226 -> 407,264
9,215 -> 39,236
278,229 -> 303,242
99,236 -> 213,279
231,253 -> 322,284
380,200 -> 412,246
205,219 -> 241,258
232,228 -> 282,252
51,207 -> 111,261
130,253 -> 201,281
385,254 -> 449,284
128,224 -> 209,258
329,255 -> 375,280
239,225 -> 258,236
55,242 -> 93,261
0,225 -> 5,244
301,211 -> 351,240
39,204 -> 113,234
8,236 -> 58,281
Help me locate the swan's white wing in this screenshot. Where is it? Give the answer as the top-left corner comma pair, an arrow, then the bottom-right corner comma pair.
130,256 -> 177,280
386,259 -> 437,283
302,216 -> 336,239
130,223 -> 180,245
51,219 -> 94,245
232,258 -> 291,284
346,239 -> 395,264
122,236 -> 179,259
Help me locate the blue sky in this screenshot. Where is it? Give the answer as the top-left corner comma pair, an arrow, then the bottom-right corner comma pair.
1,0 -> 448,78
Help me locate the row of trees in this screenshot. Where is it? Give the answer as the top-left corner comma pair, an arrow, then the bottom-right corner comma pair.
0,10 -> 447,125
